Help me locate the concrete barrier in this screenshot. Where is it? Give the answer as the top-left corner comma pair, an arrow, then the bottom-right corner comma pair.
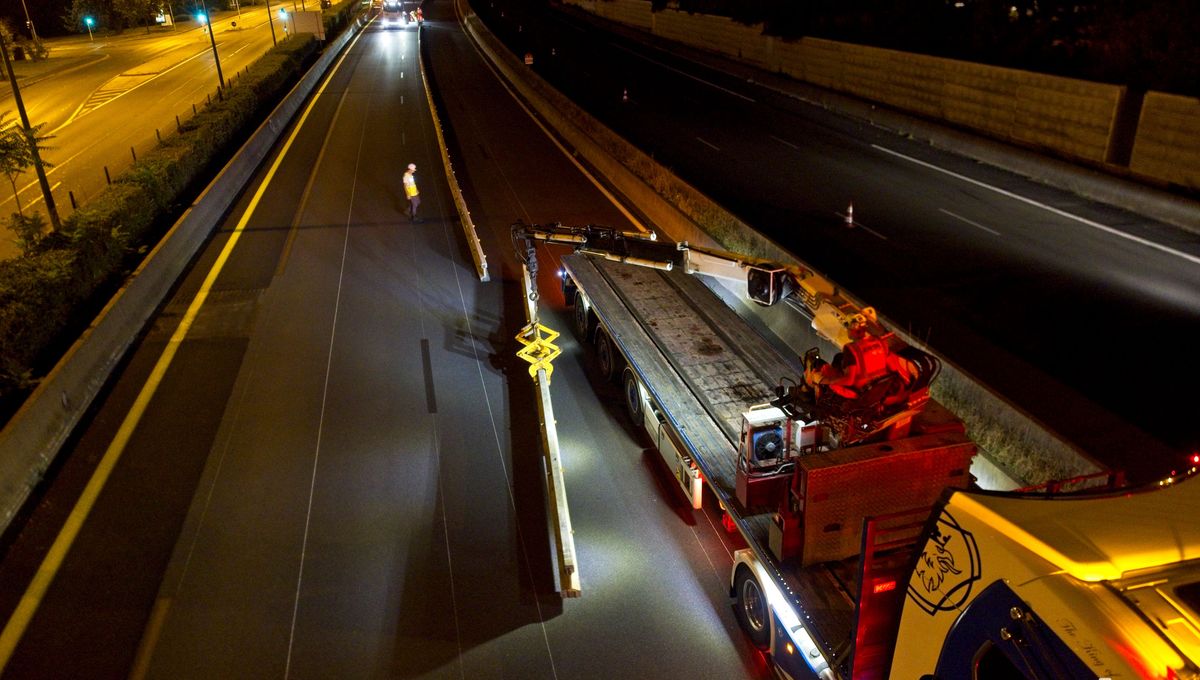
0,14 -> 371,535
418,28 -> 489,281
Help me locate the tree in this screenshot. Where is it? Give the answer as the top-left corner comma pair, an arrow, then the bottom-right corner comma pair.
113,0 -> 163,33
0,113 -> 54,221
64,0 -> 113,35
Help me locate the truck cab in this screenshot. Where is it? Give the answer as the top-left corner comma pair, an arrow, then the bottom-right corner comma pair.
889,474 -> 1200,680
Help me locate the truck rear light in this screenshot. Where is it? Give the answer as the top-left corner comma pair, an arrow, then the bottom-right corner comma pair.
872,580 -> 897,594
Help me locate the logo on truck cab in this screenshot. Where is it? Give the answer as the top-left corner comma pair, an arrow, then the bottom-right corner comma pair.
908,510 -> 981,615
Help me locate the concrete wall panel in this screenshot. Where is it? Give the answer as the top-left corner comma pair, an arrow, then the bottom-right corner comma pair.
574,0 -> 1188,191
1131,92 -> 1200,190
596,0 -> 653,30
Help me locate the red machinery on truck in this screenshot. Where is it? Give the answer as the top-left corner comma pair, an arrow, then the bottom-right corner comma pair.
513,221 -> 1200,680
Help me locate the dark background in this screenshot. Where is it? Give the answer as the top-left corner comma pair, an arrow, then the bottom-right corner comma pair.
2,1 -> 1196,93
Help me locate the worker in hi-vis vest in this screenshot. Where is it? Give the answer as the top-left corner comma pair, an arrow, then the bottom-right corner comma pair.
403,163 -> 421,222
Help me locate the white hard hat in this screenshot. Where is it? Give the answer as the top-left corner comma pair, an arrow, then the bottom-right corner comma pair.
407,163 -> 417,170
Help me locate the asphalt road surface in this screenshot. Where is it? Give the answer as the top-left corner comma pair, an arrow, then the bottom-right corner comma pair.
475,0 -> 1200,483
0,8 -> 771,680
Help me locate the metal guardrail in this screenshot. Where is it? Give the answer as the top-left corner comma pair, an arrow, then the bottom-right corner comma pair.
417,27 -> 489,282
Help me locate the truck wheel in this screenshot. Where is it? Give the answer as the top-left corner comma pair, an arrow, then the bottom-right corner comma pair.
623,368 -> 643,423
734,567 -> 771,650
573,291 -> 590,340
595,330 -> 618,382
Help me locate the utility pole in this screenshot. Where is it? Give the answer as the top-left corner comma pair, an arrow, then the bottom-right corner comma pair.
0,31 -> 60,230
265,0 -> 278,46
198,1 -> 225,89
19,0 -> 37,43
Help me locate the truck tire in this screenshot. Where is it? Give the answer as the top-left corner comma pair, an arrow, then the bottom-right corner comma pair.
595,330 -> 618,382
734,566 -> 771,650
573,290 -> 590,340
623,368 -> 643,424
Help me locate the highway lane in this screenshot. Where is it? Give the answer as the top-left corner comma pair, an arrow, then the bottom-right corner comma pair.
0,7 -> 768,679
0,9 -> 281,257
476,2 -> 1200,481
420,4 -> 770,676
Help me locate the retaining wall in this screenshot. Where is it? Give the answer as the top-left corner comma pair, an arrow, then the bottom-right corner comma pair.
571,0 -> 1198,192
1131,92 -> 1200,190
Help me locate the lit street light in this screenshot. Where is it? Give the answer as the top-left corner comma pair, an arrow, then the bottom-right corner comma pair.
84,16 -> 95,42
196,3 -> 225,89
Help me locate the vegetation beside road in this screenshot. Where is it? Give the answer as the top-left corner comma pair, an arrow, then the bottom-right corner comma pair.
0,30 -> 324,419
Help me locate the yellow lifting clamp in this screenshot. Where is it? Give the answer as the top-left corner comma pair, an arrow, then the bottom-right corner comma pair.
516,322 -> 561,382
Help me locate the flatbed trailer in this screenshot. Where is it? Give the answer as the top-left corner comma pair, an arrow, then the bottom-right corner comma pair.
522,224 -> 1200,680
562,253 -> 956,678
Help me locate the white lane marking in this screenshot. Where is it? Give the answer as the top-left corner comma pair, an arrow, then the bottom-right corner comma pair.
874,144 -> 1200,266
940,208 -> 1001,236
770,134 -> 800,151
58,47 -> 214,130
612,43 -> 756,103
453,3 -> 562,672
857,222 -> 888,241
281,30 -> 373,680
696,137 -> 720,152
283,187 -> 351,680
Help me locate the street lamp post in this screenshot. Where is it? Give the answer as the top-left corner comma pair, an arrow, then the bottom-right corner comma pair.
84,16 -> 94,42
19,0 -> 37,43
265,0 -> 278,46
0,31 -> 61,230
197,2 -> 225,89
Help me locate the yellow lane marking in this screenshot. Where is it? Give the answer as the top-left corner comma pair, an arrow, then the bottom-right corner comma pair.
0,38 -> 361,671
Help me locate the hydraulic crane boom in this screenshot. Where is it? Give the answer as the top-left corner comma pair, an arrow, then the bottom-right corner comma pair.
512,221 -> 940,444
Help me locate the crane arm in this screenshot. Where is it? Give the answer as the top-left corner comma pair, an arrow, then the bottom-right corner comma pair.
511,221 -> 880,346
511,221 -> 941,442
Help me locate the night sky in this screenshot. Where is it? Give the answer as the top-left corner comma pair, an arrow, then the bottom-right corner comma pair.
1,0 -> 75,38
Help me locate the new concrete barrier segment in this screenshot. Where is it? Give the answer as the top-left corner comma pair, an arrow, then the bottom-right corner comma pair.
460,8 -> 1088,487
418,27 -> 489,282
0,14 -> 371,536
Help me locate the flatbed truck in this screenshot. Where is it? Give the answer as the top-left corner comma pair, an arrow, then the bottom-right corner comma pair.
513,222 -> 1200,680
